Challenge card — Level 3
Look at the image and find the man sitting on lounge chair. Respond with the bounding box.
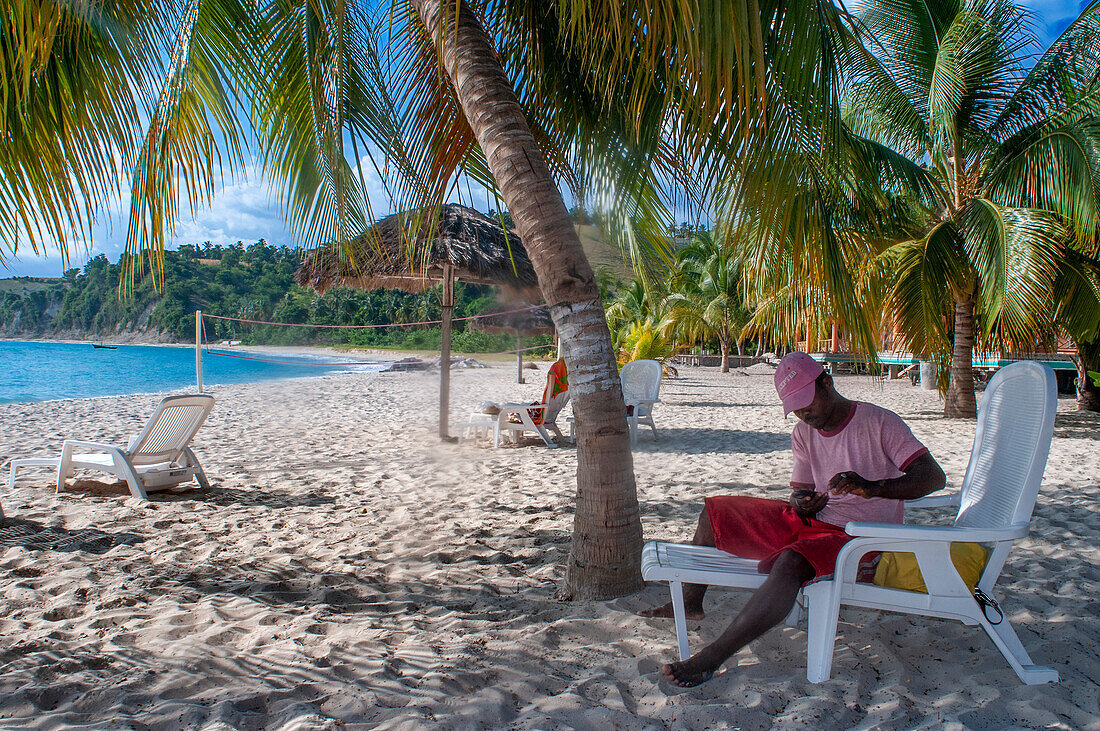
[639,351,947,686]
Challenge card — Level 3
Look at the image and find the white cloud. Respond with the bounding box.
[2,160,400,278]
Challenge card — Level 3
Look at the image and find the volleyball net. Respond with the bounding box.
[192,307,557,389]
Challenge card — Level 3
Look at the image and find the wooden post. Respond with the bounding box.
[195,310,204,393]
[516,331,524,383]
[439,265,454,440]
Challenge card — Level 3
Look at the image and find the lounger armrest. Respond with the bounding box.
[905,491,961,509]
[61,439,120,453]
[843,521,1029,543]
[499,402,547,411]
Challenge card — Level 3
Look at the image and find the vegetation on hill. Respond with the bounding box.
[0,240,552,354]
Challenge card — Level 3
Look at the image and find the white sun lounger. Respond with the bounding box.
[7,394,215,501]
[493,361,569,448]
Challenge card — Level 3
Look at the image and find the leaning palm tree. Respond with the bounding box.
[1,0,790,600]
[726,0,1100,417]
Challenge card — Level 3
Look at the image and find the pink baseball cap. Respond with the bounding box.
[774,352,824,416]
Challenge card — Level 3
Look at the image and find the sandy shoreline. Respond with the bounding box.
[0,363,1097,729]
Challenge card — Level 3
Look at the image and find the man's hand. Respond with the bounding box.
[790,489,828,518]
[828,471,881,499]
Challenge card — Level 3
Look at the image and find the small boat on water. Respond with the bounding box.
[92,343,118,350]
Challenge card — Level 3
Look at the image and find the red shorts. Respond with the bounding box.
[705,495,854,578]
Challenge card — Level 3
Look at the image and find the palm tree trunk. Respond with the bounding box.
[720,338,730,373]
[944,296,978,418]
[1075,336,1100,412]
[414,0,641,599]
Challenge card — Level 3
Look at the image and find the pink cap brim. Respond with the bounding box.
[781,381,816,416]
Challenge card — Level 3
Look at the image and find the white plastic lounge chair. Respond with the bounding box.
[620,359,662,444]
[641,361,1058,685]
[495,359,569,448]
[9,394,215,501]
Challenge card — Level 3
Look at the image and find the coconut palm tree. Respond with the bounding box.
[616,319,679,369]
[666,232,751,372]
[724,0,1100,417]
[1053,250,1100,410]
[605,279,665,337]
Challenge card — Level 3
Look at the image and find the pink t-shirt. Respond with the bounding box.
[790,402,928,528]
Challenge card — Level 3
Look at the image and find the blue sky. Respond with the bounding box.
[1,1,1086,278]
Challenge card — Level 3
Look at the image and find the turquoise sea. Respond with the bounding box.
[0,341,383,404]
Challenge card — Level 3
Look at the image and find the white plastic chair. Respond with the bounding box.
[620,359,662,444]
[9,394,215,501]
[495,361,569,448]
[641,361,1059,685]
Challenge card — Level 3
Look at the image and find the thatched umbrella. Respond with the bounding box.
[470,306,554,384]
[295,204,541,440]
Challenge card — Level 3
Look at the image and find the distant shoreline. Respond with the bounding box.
[0,337,545,364]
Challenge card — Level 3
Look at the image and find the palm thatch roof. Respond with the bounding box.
[469,306,554,336]
[294,204,539,297]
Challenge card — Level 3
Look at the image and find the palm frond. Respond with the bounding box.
[961,199,1068,348]
[125,0,252,291]
[251,0,387,255]
[1051,249,1100,342]
[992,0,1100,138]
[0,0,162,266]
[984,115,1100,251]
[877,220,969,357]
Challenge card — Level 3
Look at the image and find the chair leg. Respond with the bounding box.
[535,425,558,449]
[804,583,840,682]
[117,461,150,501]
[669,580,691,661]
[56,448,73,494]
[122,476,149,500]
[184,449,210,489]
[977,612,1059,684]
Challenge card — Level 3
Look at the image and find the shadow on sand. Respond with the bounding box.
[51,481,338,510]
[635,428,789,455]
[669,401,773,409]
[0,518,142,554]
[162,485,338,509]
[1053,410,1100,440]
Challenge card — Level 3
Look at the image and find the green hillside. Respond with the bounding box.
[0,241,551,354]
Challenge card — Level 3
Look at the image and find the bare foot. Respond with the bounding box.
[637,602,704,620]
[661,656,720,687]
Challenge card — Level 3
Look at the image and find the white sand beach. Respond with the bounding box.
[0,361,1097,729]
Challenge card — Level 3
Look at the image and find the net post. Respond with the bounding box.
[195,310,204,393]
[439,265,454,441]
[516,332,524,383]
